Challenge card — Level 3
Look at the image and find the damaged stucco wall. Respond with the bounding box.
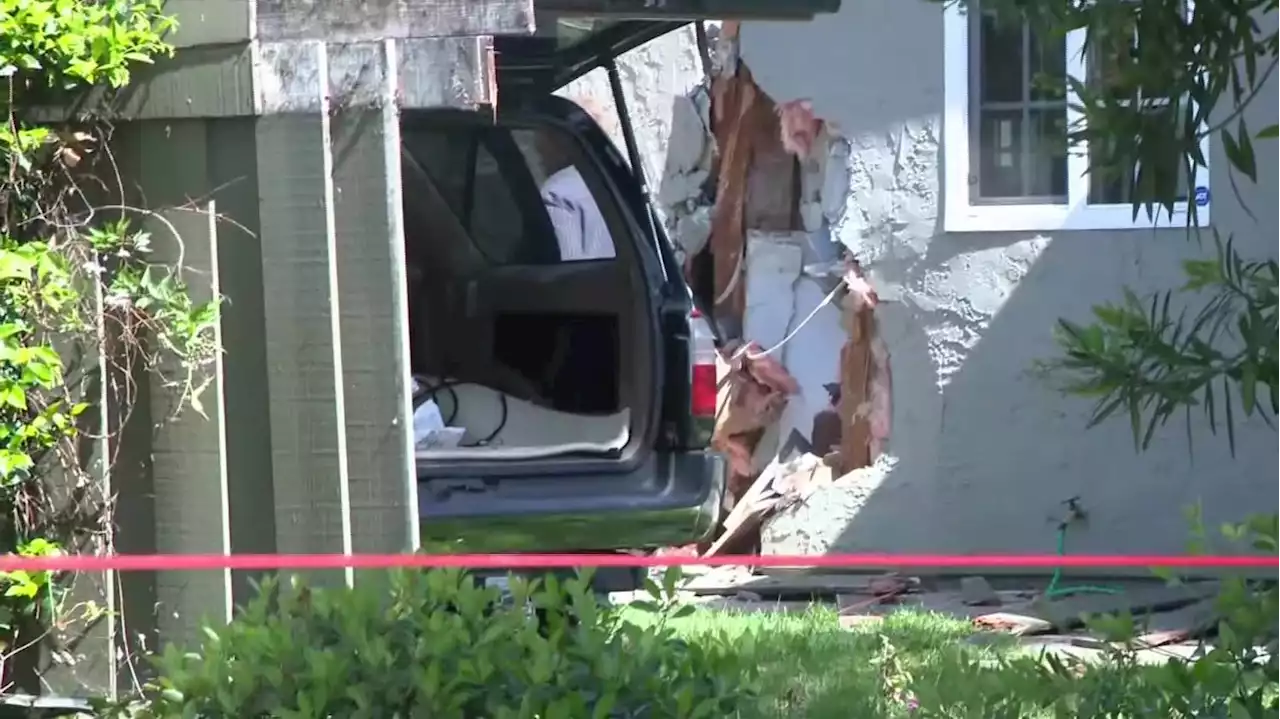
[735,0,1279,559]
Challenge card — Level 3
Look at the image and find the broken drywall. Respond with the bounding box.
[700,57,892,520]
[546,27,892,556]
[743,232,805,351]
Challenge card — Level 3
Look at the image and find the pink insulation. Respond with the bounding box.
[776,99,823,159]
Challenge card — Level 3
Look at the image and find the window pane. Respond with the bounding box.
[975,109,1067,201]
[979,12,1024,103]
[1029,110,1068,197]
[514,128,618,262]
[403,128,561,266]
[1087,1,1187,101]
[468,142,531,264]
[977,110,1024,198]
[970,2,1068,202]
[1089,31,1136,101]
[402,130,470,212]
[1028,21,1066,101]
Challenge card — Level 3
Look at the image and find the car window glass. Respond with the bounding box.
[402,130,468,211]
[514,127,618,263]
[403,125,617,266]
[468,141,533,264]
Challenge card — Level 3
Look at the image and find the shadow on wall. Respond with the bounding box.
[741,0,1278,560]
[811,225,1279,560]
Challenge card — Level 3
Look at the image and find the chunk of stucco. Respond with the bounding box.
[798,126,852,232]
[760,454,899,556]
[821,134,852,225]
[666,88,712,178]
[673,203,713,258]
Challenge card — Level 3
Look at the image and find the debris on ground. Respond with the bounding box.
[705,450,834,556]
[684,568,918,598]
[675,571,1222,640]
[971,612,1054,637]
[959,575,1002,607]
[627,574,1233,667]
[758,454,898,557]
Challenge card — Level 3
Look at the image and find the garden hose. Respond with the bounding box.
[1044,522,1122,599]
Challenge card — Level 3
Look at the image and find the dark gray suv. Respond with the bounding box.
[399,0,839,591]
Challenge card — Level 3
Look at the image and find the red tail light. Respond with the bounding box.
[690,363,717,418]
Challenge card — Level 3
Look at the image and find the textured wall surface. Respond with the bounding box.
[557,25,709,212]
[739,0,1279,559]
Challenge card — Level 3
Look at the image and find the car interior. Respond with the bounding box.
[400,111,656,463]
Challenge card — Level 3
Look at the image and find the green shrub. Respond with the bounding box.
[100,568,756,718]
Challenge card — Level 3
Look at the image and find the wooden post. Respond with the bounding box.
[51,0,532,693]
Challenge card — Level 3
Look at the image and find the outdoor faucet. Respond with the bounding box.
[1057,496,1088,529]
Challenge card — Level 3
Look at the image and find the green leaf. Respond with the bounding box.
[1222,121,1258,182]
[1257,124,1278,140]
[1240,361,1257,415]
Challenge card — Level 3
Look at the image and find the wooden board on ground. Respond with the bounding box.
[684,569,911,597]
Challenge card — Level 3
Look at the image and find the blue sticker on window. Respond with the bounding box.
[1194,186,1210,206]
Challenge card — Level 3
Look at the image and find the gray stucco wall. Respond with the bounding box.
[739,0,1279,559]
[557,25,708,203]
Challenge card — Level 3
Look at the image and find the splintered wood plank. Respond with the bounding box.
[684,570,914,597]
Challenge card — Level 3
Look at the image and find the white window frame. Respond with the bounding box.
[942,1,1212,233]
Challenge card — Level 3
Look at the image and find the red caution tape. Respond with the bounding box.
[0,553,1273,572]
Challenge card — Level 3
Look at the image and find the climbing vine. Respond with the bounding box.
[0,0,219,692]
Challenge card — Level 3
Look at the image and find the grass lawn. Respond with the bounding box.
[647,607,994,718]
[623,604,1180,718]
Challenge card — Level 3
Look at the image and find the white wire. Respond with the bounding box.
[713,248,745,307]
[729,276,847,362]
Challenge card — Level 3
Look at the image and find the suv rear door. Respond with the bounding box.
[415,0,840,557]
